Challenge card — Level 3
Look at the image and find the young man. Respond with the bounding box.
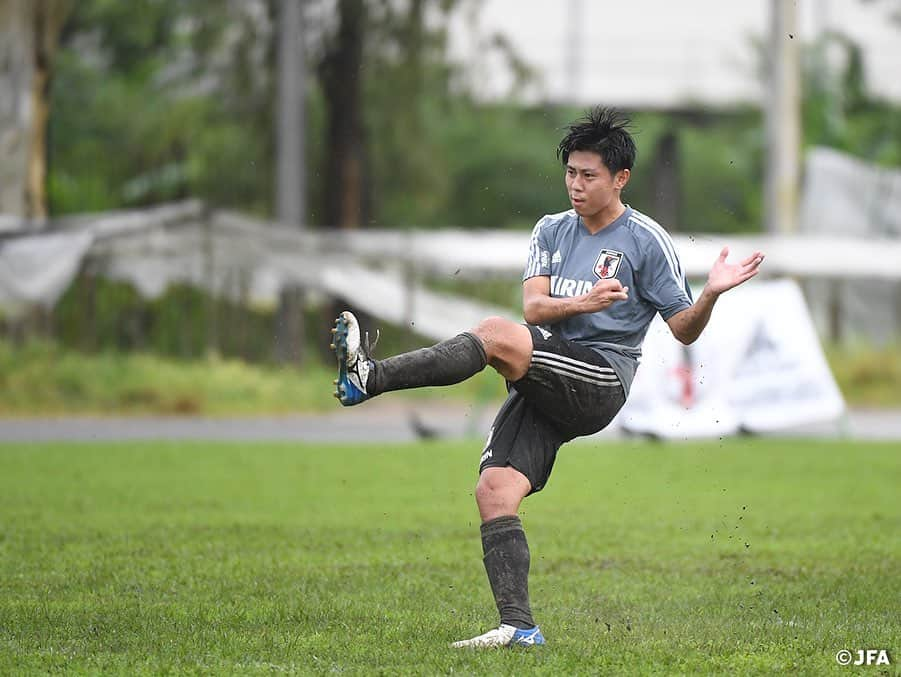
[330,107,764,648]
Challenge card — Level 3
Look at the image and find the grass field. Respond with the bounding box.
[1,438,899,675]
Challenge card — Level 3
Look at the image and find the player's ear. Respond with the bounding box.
[615,168,630,190]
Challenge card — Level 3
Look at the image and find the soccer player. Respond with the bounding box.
[330,107,764,648]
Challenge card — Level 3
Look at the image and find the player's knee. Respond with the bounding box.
[472,316,509,342]
[475,467,526,509]
[474,478,490,508]
[475,472,500,508]
[473,316,521,359]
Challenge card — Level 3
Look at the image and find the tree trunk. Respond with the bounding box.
[651,130,681,231]
[0,0,70,220]
[316,0,367,360]
[0,0,34,217]
[319,0,366,230]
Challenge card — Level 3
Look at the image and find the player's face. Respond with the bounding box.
[565,150,629,219]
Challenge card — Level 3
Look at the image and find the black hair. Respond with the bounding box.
[556,106,636,174]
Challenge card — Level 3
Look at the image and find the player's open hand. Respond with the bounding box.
[583,278,629,312]
[707,246,765,295]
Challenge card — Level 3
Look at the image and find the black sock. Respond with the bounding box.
[481,515,535,629]
[368,332,487,396]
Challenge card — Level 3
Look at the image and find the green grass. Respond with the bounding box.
[1,340,900,416]
[0,340,506,416]
[825,343,901,409]
[1,438,899,675]
[1,340,899,417]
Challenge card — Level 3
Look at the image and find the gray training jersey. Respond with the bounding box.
[523,206,693,396]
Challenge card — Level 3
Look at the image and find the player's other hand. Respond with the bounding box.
[583,278,629,312]
[707,246,765,295]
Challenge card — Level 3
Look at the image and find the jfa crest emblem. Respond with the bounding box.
[594,249,624,280]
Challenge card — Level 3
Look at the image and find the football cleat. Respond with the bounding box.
[451,624,545,648]
[332,311,377,406]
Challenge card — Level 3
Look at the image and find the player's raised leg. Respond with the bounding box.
[331,311,532,405]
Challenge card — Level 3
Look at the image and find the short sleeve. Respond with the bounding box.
[522,216,552,281]
[637,234,693,320]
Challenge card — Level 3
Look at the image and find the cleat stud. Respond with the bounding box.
[331,328,337,334]
[329,343,335,350]
[333,379,338,385]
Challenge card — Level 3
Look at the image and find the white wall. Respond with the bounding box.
[446,0,901,107]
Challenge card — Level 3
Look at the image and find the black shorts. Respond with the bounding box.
[479,326,626,493]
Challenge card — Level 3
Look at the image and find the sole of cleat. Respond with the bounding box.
[331,313,369,406]
[332,316,350,402]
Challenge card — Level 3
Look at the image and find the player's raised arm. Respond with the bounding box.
[522,275,629,325]
[666,247,765,345]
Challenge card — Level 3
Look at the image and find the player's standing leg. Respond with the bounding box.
[451,465,546,647]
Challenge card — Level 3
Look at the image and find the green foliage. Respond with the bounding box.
[48,271,514,368]
[0,338,507,416]
[0,339,325,415]
[0,335,897,416]
[49,0,276,215]
[432,104,571,230]
[53,274,274,360]
[677,114,765,233]
[802,32,901,167]
[825,343,901,408]
[1,439,898,673]
[46,1,901,234]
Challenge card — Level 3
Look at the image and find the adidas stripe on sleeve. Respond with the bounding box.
[629,212,693,319]
[523,216,552,281]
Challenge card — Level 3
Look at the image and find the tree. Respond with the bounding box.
[318,0,367,229]
[0,0,71,220]
[50,0,277,214]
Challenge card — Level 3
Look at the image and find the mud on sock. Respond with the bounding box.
[481,514,535,630]
[368,331,487,395]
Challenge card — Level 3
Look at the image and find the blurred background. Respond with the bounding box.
[0,0,899,424]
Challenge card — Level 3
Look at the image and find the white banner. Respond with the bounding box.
[615,279,845,439]
[0,231,94,314]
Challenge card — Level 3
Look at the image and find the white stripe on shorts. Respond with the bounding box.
[531,350,620,386]
[531,356,620,383]
[532,361,622,387]
[532,350,618,378]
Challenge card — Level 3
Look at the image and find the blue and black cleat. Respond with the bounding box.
[331,311,375,406]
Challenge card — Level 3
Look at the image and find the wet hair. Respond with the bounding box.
[556,106,636,174]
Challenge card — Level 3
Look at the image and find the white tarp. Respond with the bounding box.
[800,146,901,343]
[801,146,901,237]
[3,198,901,322]
[0,231,94,314]
[2,189,900,348]
[616,278,845,439]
